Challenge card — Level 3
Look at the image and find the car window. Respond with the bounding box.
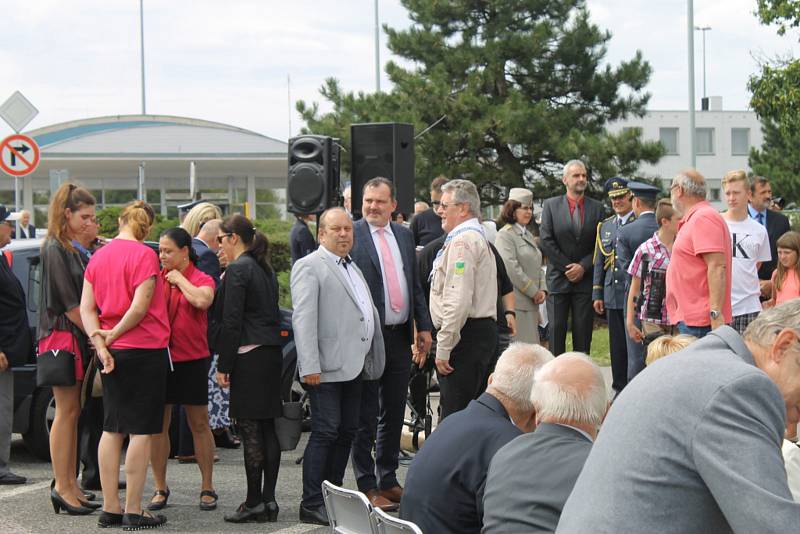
[27,256,40,313]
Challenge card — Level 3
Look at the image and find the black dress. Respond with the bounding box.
[211,254,283,420]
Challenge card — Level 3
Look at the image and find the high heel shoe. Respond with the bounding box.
[264,501,279,522]
[79,498,102,510]
[51,488,95,515]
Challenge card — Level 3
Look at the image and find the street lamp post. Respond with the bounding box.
[695,26,711,99]
[688,0,696,168]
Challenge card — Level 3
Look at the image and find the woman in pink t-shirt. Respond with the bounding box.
[80,201,170,530]
[769,231,800,308]
[148,227,217,512]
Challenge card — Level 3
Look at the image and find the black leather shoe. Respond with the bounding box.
[82,479,126,491]
[50,489,95,515]
[224,502,267,523]
[122,512,166,531]
[299,504,329,526]
[97,511,124,528]
[0,472,26,485]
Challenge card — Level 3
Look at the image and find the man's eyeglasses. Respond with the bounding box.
[431,201,442,207]
[439,202,463,210]
[216,233,233,244]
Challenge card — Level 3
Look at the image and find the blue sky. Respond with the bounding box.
[0,0,797,142]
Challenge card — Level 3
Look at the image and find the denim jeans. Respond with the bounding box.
[301,376,363,507]
[676,322,712,338]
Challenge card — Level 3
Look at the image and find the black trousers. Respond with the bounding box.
[606,307,628,392]
[352,326,411,492]
[301,376,363,508]
[547,291,593,356]
[78,396,104,488]
[438,318,497,421]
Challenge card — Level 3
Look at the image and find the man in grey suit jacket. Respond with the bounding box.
[291,207,386,526]
[483,353,607,533]
[557,302,800,533]
[540,160,604,356]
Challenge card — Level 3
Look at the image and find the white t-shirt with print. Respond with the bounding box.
[725,217,771,315]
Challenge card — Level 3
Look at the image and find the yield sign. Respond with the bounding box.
[0,134,40,177]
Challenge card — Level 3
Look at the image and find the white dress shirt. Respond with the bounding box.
[368,222,410,325]
[320,245,375,345]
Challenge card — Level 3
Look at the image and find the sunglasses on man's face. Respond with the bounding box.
[216,233,233,244]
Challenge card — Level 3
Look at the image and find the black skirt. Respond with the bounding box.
[229,345,282,420]
[165,356,211,406]
[101,348,169,435]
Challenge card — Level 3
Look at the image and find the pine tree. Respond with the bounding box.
[298,0,663,202]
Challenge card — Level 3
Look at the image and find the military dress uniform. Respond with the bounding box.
[593,178,635,393]
[430,218,498,420]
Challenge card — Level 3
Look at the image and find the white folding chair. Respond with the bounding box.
[321,480,378,534]
[372,507,424,534]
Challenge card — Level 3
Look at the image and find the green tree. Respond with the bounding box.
[748,0,800,202]
[297,0,663,203]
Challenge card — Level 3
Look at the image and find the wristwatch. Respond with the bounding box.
[709,309,721,320]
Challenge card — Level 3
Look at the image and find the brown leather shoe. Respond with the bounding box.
[365,489,399,511]
[379,485,403,504]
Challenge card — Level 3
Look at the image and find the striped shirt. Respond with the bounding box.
[627,232,671,325]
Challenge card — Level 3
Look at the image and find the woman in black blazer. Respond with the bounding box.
[212,214,283,523]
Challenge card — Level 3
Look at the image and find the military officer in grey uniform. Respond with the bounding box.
[616,181,661,382]
[592,178,635,394]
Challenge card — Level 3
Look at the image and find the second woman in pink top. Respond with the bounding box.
[148,227,217,512]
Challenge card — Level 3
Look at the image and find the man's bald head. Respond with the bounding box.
[531,352,607,432]
[197,219,222,251]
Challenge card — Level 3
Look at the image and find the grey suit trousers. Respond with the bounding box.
[0,371,12,476]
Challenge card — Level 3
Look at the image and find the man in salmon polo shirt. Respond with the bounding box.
[665,170,732,338]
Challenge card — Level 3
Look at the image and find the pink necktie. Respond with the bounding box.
[377,227,404,313]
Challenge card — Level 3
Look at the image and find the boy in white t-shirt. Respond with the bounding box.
[722,171,772,334]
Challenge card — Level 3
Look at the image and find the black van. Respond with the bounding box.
[5,238,299,461]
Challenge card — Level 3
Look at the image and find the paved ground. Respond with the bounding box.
[0,368,613,533]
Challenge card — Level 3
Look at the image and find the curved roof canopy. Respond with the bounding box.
[23,114,288,183]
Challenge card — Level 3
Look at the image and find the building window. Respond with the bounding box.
[659,127,679,155]
[696,128,715,155]
[731,128,750,155]
[709,188,721,202]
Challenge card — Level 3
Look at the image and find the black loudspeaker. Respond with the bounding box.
[350,123,414,219]
[286,135,340,214]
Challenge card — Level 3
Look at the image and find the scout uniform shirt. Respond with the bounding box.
[429,218,498,361]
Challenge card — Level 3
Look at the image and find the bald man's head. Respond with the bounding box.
[531,352,607,431]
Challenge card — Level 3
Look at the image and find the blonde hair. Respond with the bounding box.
[721,170,749,189]
[181,202,222,237]
[645,334,696,365]
[119,200,155,241]
[47,182,96,252]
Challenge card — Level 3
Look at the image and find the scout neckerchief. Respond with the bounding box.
[430,218,486,281]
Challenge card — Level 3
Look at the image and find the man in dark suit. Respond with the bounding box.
[592,178,635,394]
[193,218,222,286]
[349,177,433,510]
[11,210,35,239]
[749,176,791,299]
[409,175,448,247]
[289,214,317,264]
[615,181,660,381]
[483,353,608,533]
[540,160,604,356]
[399,343,553,534]
[557,304,800,532]
[0,205,31,485]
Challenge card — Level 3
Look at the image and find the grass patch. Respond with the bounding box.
[565,326,611,367]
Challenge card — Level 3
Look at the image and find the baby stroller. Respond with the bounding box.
[405,355,435,451]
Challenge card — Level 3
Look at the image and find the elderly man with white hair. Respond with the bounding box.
[482,353,608,533]
[400,343,554,534]
[557,302,800,533]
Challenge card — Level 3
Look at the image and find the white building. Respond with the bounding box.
[3,114,289,222]
[607,97,763,209]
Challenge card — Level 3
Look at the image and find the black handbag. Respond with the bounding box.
[274,400,304,452]
[36,348,77,387]
[274,363,304,451]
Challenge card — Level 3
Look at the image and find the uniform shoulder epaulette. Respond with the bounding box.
[602,214,616,223]
[498,224,512,232]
